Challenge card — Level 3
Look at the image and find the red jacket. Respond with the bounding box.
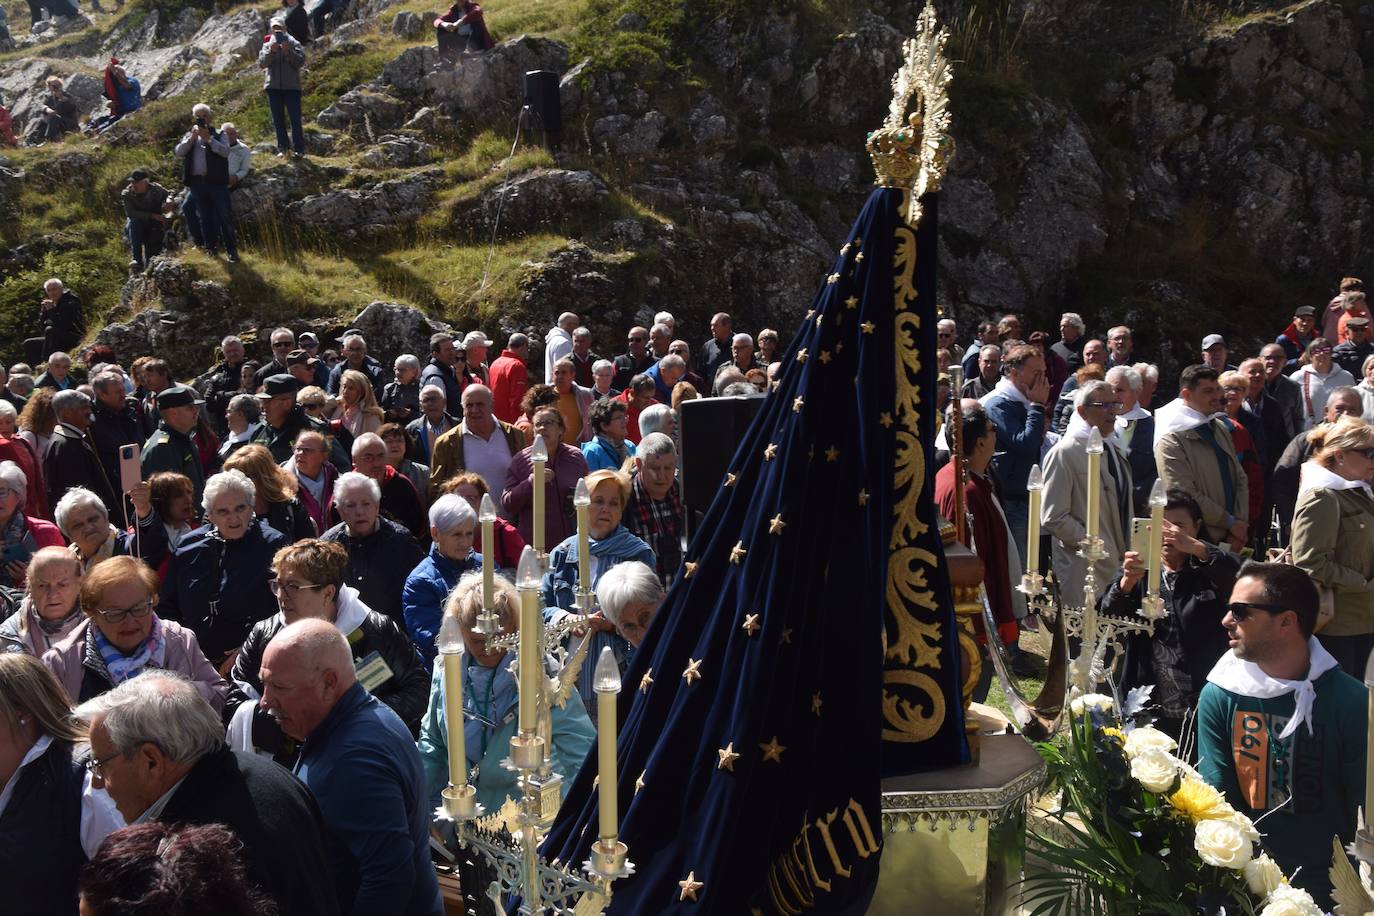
[934,461,1019,645]
[474,514,525,569]
[614,390,657,446]
[488,350,529,425]
[0,435,48,520]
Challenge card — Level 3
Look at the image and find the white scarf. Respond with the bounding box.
[1206,637,1338,739]
[1116,403,1151,423]
[1154,398,1221,437]
[1297,459,1374,497]
[980,376,1032,408]
[218,423,260,457]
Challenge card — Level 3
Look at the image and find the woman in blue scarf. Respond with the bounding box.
[541,468,654,720]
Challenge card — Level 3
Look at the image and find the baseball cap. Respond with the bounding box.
[255,374,302,398]
[286,349,311,367]
[156,384,204,409]
[128,169,149,182]
[1201,334,1225,351]
[298,332,320,347]
[1293,306,1316,317]
[1347,316,1371,328]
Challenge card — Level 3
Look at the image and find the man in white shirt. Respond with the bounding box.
[544,312,579,384]
[427,384,526,501]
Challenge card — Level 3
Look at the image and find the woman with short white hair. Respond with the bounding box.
[590,359,617,399]
[158,468,289,672]
[594,560,663,649]
[54,481,164,573]
[402,493,480,666]
[321,471,424,625]
[1108,365,1157,507]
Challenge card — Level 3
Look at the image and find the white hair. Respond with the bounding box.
[637,431,676,461]
[394,354,421,372]
[341,333,366,350]
[351,432,385,457]
[1133,363,1159,385]
[0,460,25,503]
[650,322,671,337]
[420,384,446,401]
[732,333,753,348]
[0,400,16,423]
[47,352,72,366]
[937,318,956,333]
[221,335,243,350]
[591,359,614,374]
[1074,380,1115,408]
[51,389,89,419]
[429,493,476,535]
[653,311,675,328]
[202,468,256,513]
[43,278,63,292]
[192,102,212,118]
[75,671,224,764]
[54,487,107,535]
[220,121,237,132]
[595,561,664,627]
[1105,365,1142,393]
[335,471,380,504]
[91,371,124,394]
[638,403,673,438]
[658,354,686,373]
[1060,312,1085,331]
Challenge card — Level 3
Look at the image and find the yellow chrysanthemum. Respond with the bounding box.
[1100,727,1125,743]
[1168,776,1231,822]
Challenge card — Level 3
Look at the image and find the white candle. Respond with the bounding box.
[531,437,548,556]
[479,493,496,610]
[1026,464,1043,574]
[1085,428,1103,541]
[593,646,622,842]
[1147,479,1166,597]
[515,546,541,733]
[436,615,467,788]
[574,479,591,595]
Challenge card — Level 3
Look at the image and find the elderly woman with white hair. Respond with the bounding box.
[53,482,166,574]
[0,461,62,590]
[417,573,593,813]
[322,471,424,626]
[1107,364,1157,508]
[623,432,683,582]
[590,358,618,399]
[158,469,288,673]
[637,402,675,441]
[402,493,481,667]
[595,560,664,652]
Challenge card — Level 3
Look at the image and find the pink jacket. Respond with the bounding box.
[501,442,588,548]
[42,617,227,711]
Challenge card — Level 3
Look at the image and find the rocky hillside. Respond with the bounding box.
[0,0,1369,372]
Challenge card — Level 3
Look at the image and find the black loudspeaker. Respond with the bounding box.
[524,69,562,136]
[679,395,766,523]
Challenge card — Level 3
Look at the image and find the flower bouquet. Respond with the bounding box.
[1023,692,1321,915]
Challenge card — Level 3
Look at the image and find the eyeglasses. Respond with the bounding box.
[1226,601,1288,622]
[1313,348,1334,355]
[93,600,154,624]
[86,749,123,779]
[1353,448,1374,460]
[270,580,330,597]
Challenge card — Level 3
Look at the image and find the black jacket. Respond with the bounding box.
[612,351,655,391]
[263,495,318,542]
[251,406,350,472]
[418,359,462,411]
[0,739,84,916]
[224,603,429,743]
[1334,339,1374,378]
[282,1,311,43]
[40,292,84,353]
[202,360,246,434]
[327,357,387,401]
[179,127,229,186]
[158,520,288,664]
[89,398,145,500]
[321,518,424,625]
[45,423,118,516]
[381,379,420,425]
[159,746,346,916]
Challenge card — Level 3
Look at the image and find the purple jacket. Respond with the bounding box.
[42,617,228,711]
[501,443,588,548]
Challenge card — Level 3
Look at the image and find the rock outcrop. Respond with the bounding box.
[284,168,444,238]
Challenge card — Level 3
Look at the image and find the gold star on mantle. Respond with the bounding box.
[763,443,778,461]
[635,770,646,794]
[639,669,653,693]
[679,872,704,902]
[861,321,876,335]
[812,693,823,716]
[840,243,851,256]
[684,562,698,578]
[742,613,760,636]
[717,742,741,772]
[845,295,859,310]
[795,348,808,364]
[824,446,840,463]
[729,542,747,564]
[858,489,870,507]
[815,314,824,328]
[805,309,815,321]
[826,272,840,284]
[792,396,804,413]
[683,658,703,685]
[879,412,894,428]
[818,350,832,365]
[854,251,865,263]
[759,736,786,763]
[768,514,786,536]
[724,473,737,488]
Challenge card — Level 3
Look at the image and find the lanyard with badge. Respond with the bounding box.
[349,626,395,691]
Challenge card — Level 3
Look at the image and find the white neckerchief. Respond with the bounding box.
[1117,403,1151,423]
[1154,398,1220,437]
[270,584,370,635]
[1206,637,1339,739]
[0,734,52,819]
[1297,459,1374,497]
[219,423,260,456]
[980,376,1032,408]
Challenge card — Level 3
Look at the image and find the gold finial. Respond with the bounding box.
[866,3,955,225]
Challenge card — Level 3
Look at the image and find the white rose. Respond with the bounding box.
[1069,692,1114,715]
[1226,809,1261,844]
[1194,818,1253,870]
[1243,854,1285,897]
[1258,883,1322,916]
[1129,748,1180,794]
[1124,725,1177,759]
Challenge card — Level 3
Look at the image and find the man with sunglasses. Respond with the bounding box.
[1197,561,1367,910]
[223,539,428,765]
[613,325,656,391]
[251,327,297,391]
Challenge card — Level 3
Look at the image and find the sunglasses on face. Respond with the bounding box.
[1226,601,1287,622]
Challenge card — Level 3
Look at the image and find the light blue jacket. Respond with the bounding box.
[416,654,595,814]
[580,434,635,472]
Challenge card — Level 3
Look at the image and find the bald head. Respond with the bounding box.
[259,618,356,741]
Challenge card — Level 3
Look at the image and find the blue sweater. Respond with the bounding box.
[295,683,442,916]
[402,546,481,668]
[983,390,1046,497]
[581,434,635,472]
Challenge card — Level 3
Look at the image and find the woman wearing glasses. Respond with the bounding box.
[41,555,225,709]
[158,470,288,675]
[223,539,429,764]
[1295,338,1355,429]
[1290,415,1374,674]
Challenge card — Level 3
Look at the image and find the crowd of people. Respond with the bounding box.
[0,298,795,914]
[936,277,1374,905]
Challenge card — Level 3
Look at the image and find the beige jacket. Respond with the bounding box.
[1041,435,1133,599]
[1291,485,1374,636]
[1154,419,1248,543]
